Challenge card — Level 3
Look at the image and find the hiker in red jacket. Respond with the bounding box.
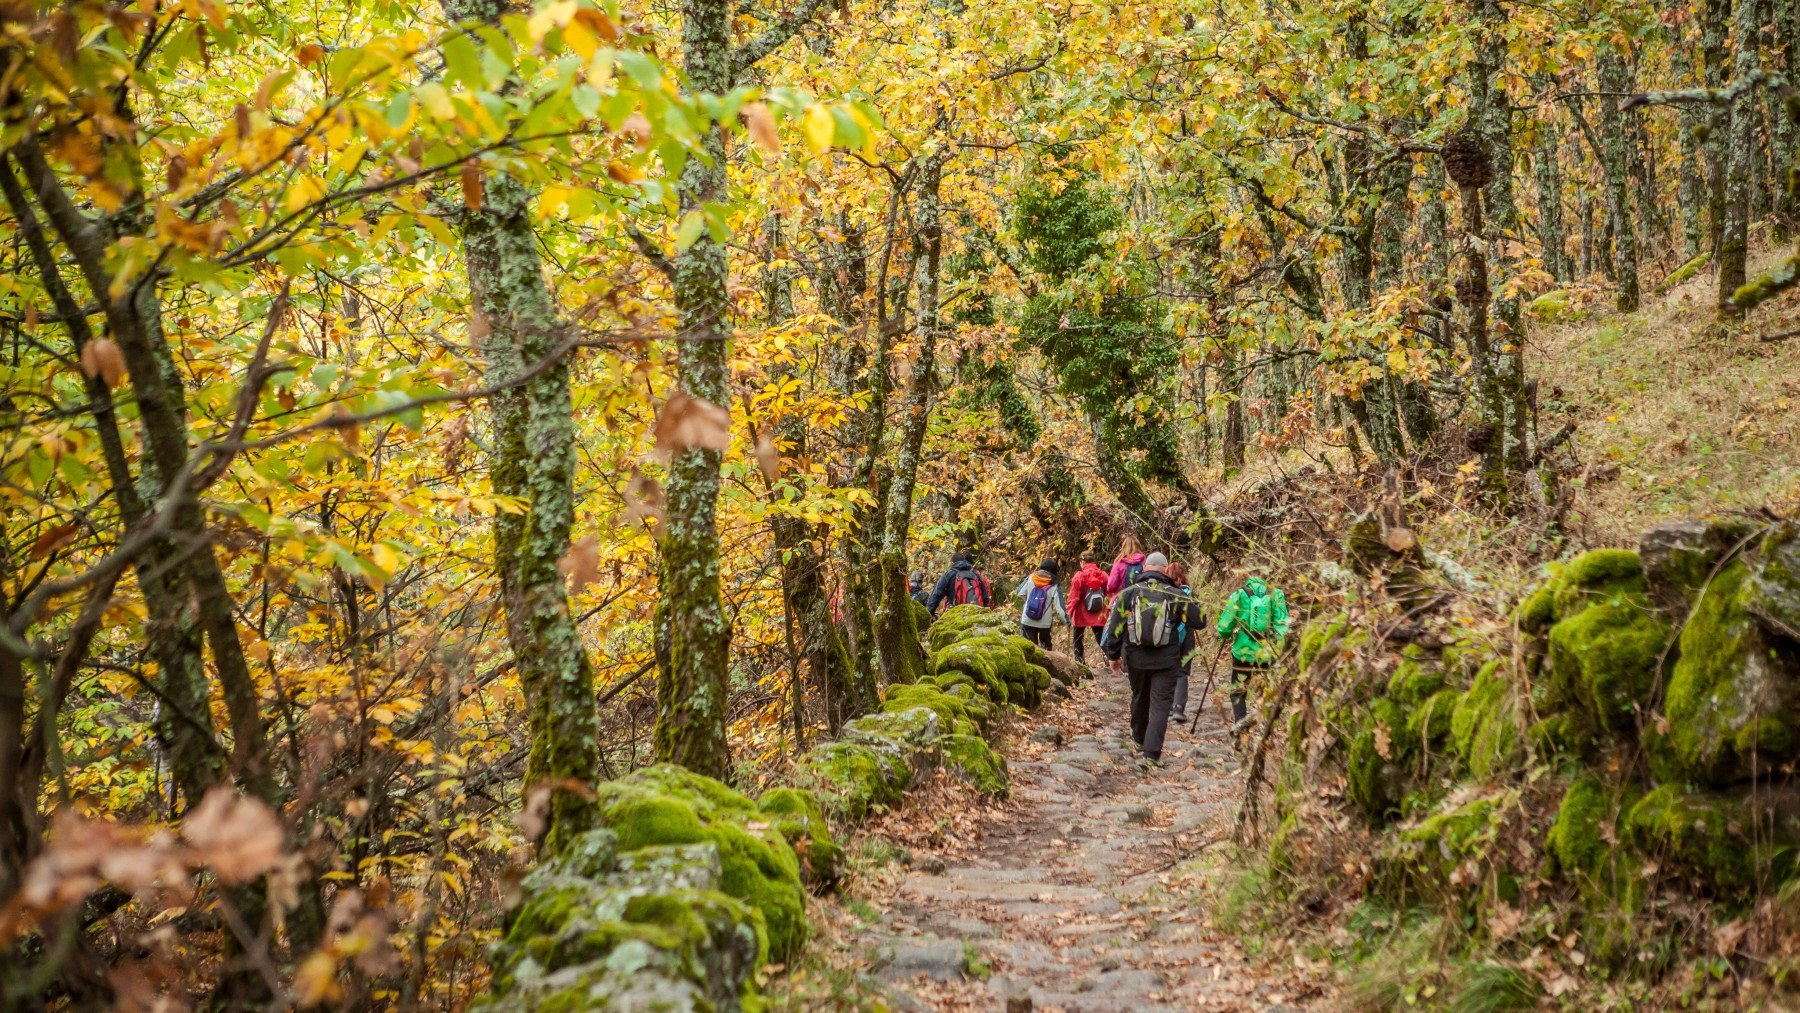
[1106,534,1148,597]
[1067,553,1111,665]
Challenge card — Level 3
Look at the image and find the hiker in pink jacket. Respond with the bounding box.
[1106,534,1148,597]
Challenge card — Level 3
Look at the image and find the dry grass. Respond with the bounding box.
[1532,248,1800,545]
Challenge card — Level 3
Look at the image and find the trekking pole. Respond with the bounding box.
[1190,641,1231,733]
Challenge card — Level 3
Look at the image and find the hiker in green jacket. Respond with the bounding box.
[1215,575,1289,726]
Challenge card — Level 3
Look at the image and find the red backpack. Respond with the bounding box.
[952,570,990,606]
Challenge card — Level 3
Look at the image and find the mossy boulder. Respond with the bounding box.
[1544,588,1670,740]
[1348,698,1410,822]
[909,595,934,631]
[1517,549,1647,636]
[883,683,985,733]
[1387,655,1446,707]
[1639,518,1763,620]
[1384,788,1519,896]
[592,767,808,962]
[796,740,910,821]
[1298,613,1365,671]
[757,787,843,889]
[1654,554,1800,785]
[1623,784,1793,899]
[1548,776,1628,879]
[928,603,1008,652]
[844,706,940,749]
[481,831,763,1012]
[940,732,1009,795]
[1450,661,1521,779]
[1404,689,1460,748]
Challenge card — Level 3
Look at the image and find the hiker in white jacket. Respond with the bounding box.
[1014,558,1070,650]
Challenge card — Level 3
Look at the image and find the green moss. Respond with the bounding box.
[1514,581,1557,635]
[1391,788,1519,888]
[1388,659,1446,707]
[1545,592,1670,738]
[928,604,1007,652]
[1527,714,1573,757]
[1547,776,1610,877]
[845,706,939,747]
[591,778,808,962]
[1655,561,1794,784]
[1623,784,1790,899]
[1450,662,1519,779]
[1299,613,1365,670]
[940,732,1009,795]
[1348,698,1409,822]
[1405,689,1460,747]
[1519,549,1649,636]
[797,741,904,821]
[758,787,843,889]
[883,683,974,730]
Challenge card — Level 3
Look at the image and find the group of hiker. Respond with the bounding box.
[916,538,1289,765]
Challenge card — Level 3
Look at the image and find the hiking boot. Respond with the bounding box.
[1169,710,1187,723]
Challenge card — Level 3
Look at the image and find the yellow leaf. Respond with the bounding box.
[414,82,455,121]
[802,104,834,154]
[284,174,327,213]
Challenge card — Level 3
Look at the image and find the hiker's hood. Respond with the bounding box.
[1080,562,1106,573]
[1139,570,1178,588]
[1244,576,1268,596]
[951,560,976,572]
[1121,552,1146,564]
[1030,570,1054,587]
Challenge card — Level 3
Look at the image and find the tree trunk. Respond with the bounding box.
[1470,0,1531,475]
[1674,35,1709,257]
[1599,51,1642,312]
[1704,0,1734,258]
[655,0,738,778]
[875,156,944,688]
[441,0,602,846]
[1531,89,1568,282]
[1718,0,1762,311]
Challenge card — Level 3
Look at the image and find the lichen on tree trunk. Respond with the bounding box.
[875,155,944,689]
[442,0,602,846]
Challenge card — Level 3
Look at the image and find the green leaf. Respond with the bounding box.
[674,211,705,251]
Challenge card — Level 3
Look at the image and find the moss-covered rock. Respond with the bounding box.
[1387,788,1519,892]
[1547,776,1613,878]
[844,706,939,749]
[940,732,1009,795]
[1517,549,1648,636]
[1387,655,1446,707]
[1623,784,1792,898]
[796,740,906,821]
[757,787,843,889]
[1348,698,1410,822]
[1298,613,1365,671]
[480,831,763,1012]
[1639,518,1763,620]
[1544,589,1670,739]
[1450,661,1520,779]
[1405,689,1460,748]
[928,603,1008,652]
[591,768,808,962]
[883,683,984,733]
[1654,560,1800,785]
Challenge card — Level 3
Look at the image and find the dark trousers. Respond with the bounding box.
[1072,625,1103,663]
[1230,660,1269,723]
[1020,623,1052,649]
[1127,665,1182,759]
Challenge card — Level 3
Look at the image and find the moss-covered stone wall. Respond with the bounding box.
[475,601,1076,1009]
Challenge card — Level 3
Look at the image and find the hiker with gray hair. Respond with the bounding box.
[1100,551,1204,765]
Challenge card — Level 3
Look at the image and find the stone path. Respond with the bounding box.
[838,668,1327,1011]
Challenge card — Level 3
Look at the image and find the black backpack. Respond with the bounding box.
[1082,587,1105,613]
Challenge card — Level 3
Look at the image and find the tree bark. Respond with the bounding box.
[1599,51,1642,312]
[1718,0,1763,311]
[441,0,602,847]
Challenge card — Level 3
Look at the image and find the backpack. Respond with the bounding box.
[1025,583,1050,621]
[1240,589,1276,634]
[1124,583,1181,648]
[1124,559,1146,587]
[1176,583,1192,644]
[1082,587,1106,614]
[953,571,990,607]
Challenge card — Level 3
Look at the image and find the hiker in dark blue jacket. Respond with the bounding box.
[925,551,992,613]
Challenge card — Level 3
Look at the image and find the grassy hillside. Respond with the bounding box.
[1535,251,1800,544]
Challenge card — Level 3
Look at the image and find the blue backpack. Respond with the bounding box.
[1025,582,1050,621]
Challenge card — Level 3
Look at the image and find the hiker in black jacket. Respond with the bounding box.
[1101,552,1204,764]
[925,551,992,613]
